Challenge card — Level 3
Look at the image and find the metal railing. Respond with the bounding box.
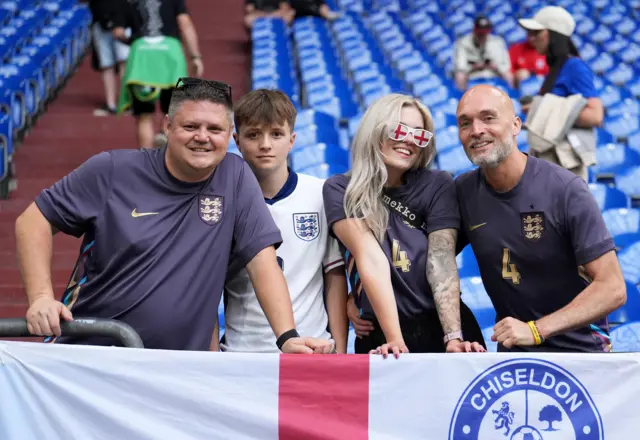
[0,318,144,348]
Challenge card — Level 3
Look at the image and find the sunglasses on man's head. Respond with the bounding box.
[388,122,433,148]
[174,77,233,104]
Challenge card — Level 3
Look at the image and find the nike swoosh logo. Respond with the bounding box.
[131,208,159,218]
[468,222,487,231]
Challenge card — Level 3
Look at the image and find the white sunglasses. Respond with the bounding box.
[388,123,433,148]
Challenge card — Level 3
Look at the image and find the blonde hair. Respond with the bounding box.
[344,93,436,241]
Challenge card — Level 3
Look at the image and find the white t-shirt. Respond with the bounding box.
[221,172,345,352]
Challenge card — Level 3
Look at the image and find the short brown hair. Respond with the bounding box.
[233,89,297,133]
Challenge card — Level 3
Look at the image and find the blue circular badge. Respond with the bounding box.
[449,358,603,440]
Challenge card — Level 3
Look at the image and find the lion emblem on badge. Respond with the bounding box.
[293,212,319,241]
[199,195,223,225]
[521,212,544,241]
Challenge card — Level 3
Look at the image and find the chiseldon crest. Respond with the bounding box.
[293,212,320,241]
[199,195,223,225]
[449,359,604,440]
[521,212,545,241]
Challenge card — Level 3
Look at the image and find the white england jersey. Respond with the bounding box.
[221,172,345,353]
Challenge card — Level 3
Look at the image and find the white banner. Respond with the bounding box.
[0,341,637,439]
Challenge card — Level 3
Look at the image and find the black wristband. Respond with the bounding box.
[276,329,300,351]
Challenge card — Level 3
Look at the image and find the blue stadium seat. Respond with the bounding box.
[602,207,640,244]
[592,143,640,176]
[295,124,341,148]
[437,146,474,176]
[519,75,544,97]
[435,125,461,152]
[615,166,640,201]
[460,276,496,331]
[599,84,624,109]
[227,137,241,157]
[608,282,640,325]
[456,245,480,278]
[252,18,300,105]
[290,143,349,172]
[607,99,640,119]
[297,161,349,178]
[589,183,630,211]
[611,320,640,352]
[617,240,640,284]
[0,65,26,135]
[604,113,639,141]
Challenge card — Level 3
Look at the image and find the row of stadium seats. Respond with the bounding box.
[252,18,301,108]
[0,0,92,199]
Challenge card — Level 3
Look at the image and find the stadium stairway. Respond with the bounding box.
[0,0,250,320]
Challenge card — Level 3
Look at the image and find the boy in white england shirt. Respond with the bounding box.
[212,89,348,353]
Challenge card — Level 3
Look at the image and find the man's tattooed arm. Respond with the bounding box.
[426,228,462,335]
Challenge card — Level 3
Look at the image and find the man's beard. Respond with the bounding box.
[469,136,514,169]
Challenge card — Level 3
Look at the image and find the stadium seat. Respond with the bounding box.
[617,240,640,284]
[460,276,496,332]
[456,245,480,278]
[589,183,630,211]
[602,207,640,247]
[290,143,349,172]
[609,281,640,326]
[611,320,640,352]
[603,113,639,141]
[615,166,640,202]
[592,143,640,177]
[435,125,462,152]
[252,18,300,106]
[437,146,474,176]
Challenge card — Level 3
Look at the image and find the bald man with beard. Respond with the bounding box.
[454,85,626,353]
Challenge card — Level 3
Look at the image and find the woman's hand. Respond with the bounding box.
[369,340,409,359]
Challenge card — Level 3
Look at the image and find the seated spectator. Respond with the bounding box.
[509,32,549,87]
[244,0,295,29]
[519,5,603,180]
[289,0,340,21]
[453,16,513,90]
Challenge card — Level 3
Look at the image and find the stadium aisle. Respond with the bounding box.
[0,0,250,319]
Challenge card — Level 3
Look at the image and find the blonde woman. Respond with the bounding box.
[323,94,486,356]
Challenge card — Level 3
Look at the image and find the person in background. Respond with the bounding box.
[455,85,625,352]
[84,0,130,116]
[244,0,295,29]
[112,0,204,149]
[323,93,486,358]
[518,6,603,178]
[453,16,513,90]
[213,89,348,353]
[508,31,549,88]
[289,0,340,21]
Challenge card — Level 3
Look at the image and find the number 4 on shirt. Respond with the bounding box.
[502,248,521,284]
[392,240,411,272]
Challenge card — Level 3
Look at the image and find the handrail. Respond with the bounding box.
[0,318,144,348]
